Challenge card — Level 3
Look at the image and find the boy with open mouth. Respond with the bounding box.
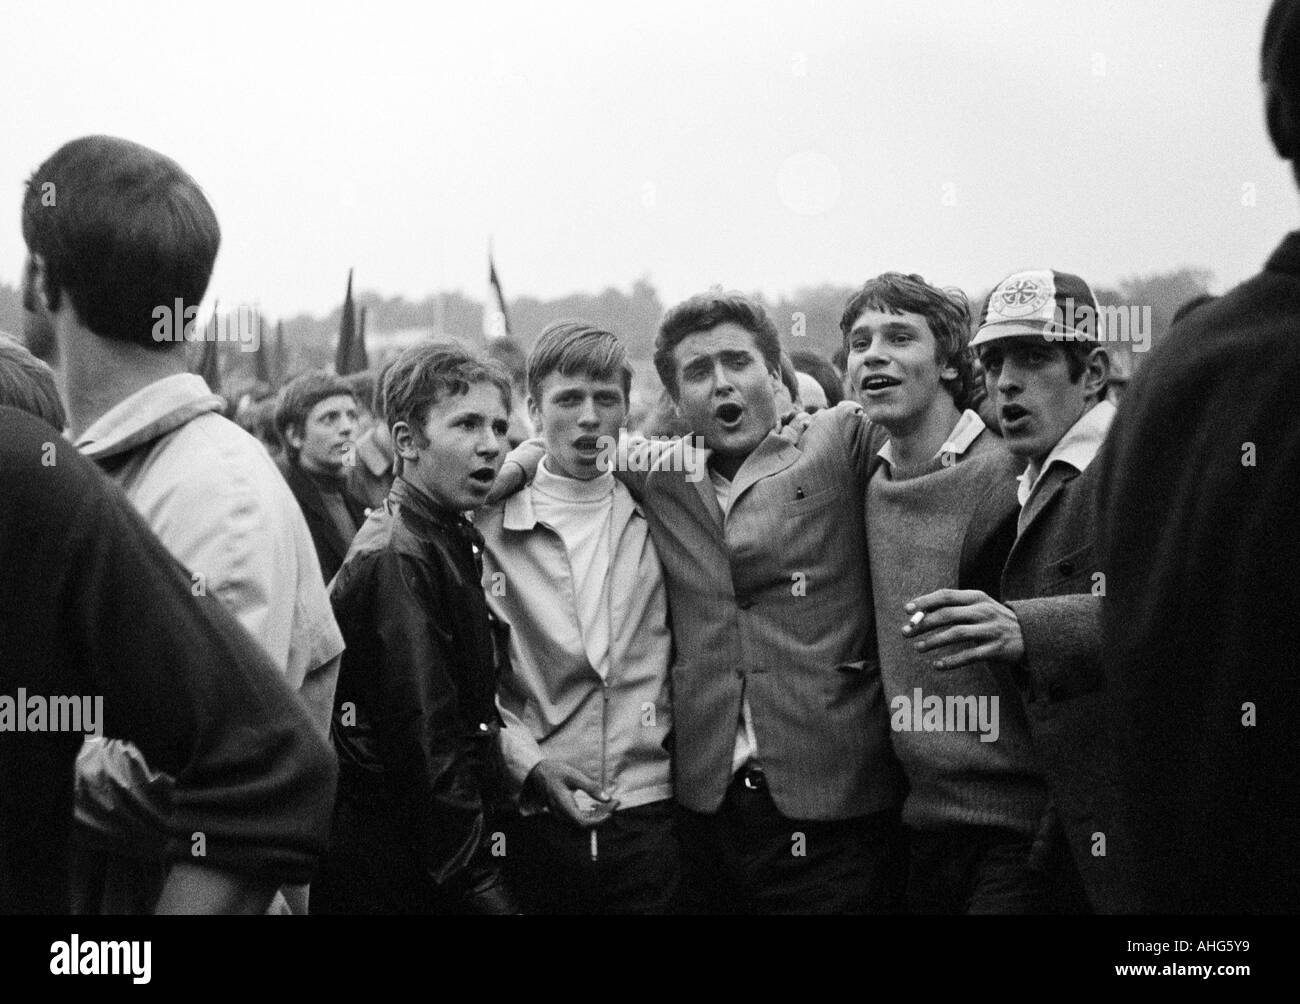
[905,268,1129,914]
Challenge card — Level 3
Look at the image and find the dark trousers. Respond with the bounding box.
[311,793,517,915]
[675,767,905,915]
[499,799,681,914]
[906,826,1047,914]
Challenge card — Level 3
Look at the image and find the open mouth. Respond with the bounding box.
[573,436,600,453]
[860,375,902,393]
[714,402,744,427]
[1000,403,1031,430]
[468,466,497,485]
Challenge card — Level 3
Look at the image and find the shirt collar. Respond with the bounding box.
[1016,398,1116,507]
[877,408,986,468]
[76,373,225,461]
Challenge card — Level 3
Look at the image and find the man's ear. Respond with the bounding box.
[26,254,57,313]
[284,424,304,454]
[1267,84,1297,161]
[1083,346,1111,402]
[526,394,543,436]
[391,420,419,461]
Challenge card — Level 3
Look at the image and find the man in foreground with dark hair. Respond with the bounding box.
[843,273,1046,913]
[274,369,368,581]
[906,269,1128,913]
[495,291,904,914]
[1098,0,1300,914]
[20,134,343,914]
[1,407,337,914]
[313,341,519,914]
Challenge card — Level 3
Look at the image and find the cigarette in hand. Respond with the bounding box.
[908,610,925,629]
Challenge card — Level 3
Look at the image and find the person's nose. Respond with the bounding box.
[711,359,734,395]
[863,335,890,368]
[477,425,501,457]
[996,362,1022,396]
[577,396,600,428]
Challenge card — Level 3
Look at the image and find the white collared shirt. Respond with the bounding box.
[876,408,986,469]
[1016,399,1117,508]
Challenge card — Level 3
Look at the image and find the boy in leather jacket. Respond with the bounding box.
[312,341,520,914]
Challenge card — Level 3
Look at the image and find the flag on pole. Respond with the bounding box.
[483,242,511,342]
[334,268,357,374]
[343,305,370,374]
[272,320,287,387]
[252,310,272,386]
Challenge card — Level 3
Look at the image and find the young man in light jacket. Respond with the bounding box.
[21,135,342,915]
[477,321,679,914]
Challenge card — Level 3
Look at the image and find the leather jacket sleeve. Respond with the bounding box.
[367,547,496,894]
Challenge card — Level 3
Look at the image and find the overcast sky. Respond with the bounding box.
[0,0,1293,319]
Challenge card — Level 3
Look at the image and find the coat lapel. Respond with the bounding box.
[1013,462,1077,558]
[727,430,801,511]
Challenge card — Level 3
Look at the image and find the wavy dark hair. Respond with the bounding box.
[839,272,976,410]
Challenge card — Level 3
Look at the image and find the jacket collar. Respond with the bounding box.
[76,373,225,461]
[389,476,484,549]
[1017,398,1115,508]
[503,469,638,533]
[1265,230,1300,276]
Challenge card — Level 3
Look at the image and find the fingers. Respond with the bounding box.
[912,622,991,653]
[547,785,595,827]
[905,589,987,616]
[903,592,996,638]
[554,763,610,802]
[929,641,1003,671]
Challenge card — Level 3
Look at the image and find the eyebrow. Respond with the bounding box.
[851,320,918,335]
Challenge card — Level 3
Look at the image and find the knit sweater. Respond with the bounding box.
[867,428,1047,836]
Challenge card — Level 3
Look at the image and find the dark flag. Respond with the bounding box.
[341,304,370,375]
[252,310,272,386]
[334,268,357,374]
[272,320,288,387]
[484,244,511,342]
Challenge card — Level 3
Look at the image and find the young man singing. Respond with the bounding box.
[844,272,1047,914]
[312,341,519,915]
[478,321,678,914]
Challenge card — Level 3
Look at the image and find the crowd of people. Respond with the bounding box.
[1,0,1296,916]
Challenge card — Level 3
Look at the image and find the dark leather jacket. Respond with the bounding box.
[327,476,515,912]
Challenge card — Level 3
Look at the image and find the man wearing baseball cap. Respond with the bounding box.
[904,268,1131,913]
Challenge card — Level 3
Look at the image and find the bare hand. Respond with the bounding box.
[902,588,1024,671]
[525,760,618,828]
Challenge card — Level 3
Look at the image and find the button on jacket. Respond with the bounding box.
[477,478,673,812]
[324,476,510,908]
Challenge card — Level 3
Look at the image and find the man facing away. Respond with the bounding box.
[907,269,1129,913]
[1,406,337,915]
[843,273,1048,913]
[477,321,679,914]
[496,291,904,914]
[1098,0,1300,914]
[313,342,519,914]
[274,369,369,582]
[20,135,342,914]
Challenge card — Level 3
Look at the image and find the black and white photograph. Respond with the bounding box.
[0,0,1294,984]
